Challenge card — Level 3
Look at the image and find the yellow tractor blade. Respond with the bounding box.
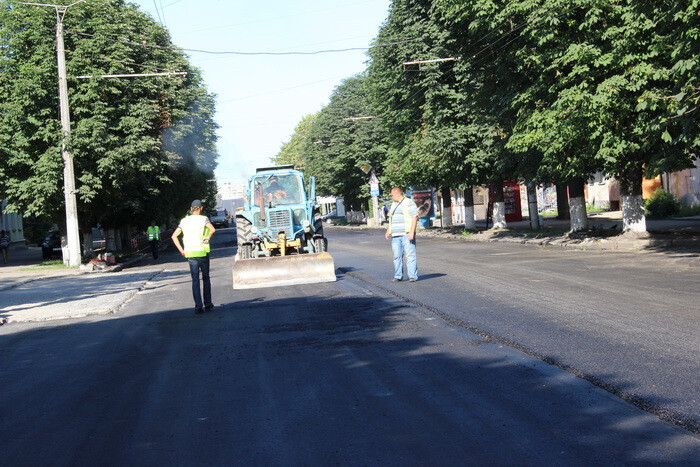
[232,252,336,290]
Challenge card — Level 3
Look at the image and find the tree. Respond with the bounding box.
[274,113,319,167]
[0,0,218,245]
[369,0,520,228]
[303,74,389,209]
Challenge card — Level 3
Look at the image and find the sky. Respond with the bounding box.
[127,0,392,185]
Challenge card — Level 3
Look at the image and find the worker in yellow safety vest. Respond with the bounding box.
[147,220,160,259]
[172,200,217,314]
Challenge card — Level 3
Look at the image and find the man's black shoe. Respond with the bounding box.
[195,308,204,314]
[205,304,214,312]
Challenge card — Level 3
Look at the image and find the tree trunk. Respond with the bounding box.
[556,183,570,220]
[619,164,647,232]
[491,182,507,229]
[527,182,540,230]
[568,178,588,232]
[122,224,133,251]
[463,187,476,230]
[114,227,123,251]
[441,187,452,227]
[105,228,117,251]
[82,229,94,257]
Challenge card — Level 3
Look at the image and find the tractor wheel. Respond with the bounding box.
[313,209,324,236]
[239,243,253,259]
[236,216,252,244]
[313,236,327,253]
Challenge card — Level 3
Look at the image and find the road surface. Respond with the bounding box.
[1,226,698,464]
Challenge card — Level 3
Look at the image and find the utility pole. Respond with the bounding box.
[20,0,88,266]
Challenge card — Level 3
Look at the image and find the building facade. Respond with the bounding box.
[0,200,25,243]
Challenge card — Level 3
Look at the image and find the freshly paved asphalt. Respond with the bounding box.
[0,227,698,465]
[330,227,700,429]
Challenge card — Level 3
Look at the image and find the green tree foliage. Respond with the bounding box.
[0,0,218,231]
[273,112,319,167]
[437,0,699,194]
[367,0,525,195]
[304,74,389,209]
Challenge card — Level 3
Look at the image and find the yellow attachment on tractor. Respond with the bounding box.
[263,233,302,257]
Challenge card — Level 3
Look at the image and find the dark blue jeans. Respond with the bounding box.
[188,255,212,310]
[149,240,159,259]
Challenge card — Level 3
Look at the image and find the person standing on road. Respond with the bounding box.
[385,187,419,282]
[0,230,10,264]
[147,220,160,260]
[171,200,216,314]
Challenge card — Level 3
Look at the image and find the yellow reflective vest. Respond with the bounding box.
[179,215,209,258]
[147,225,160,241]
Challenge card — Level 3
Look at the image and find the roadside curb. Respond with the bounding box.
[327,225,699,252]
[456,231,699,252]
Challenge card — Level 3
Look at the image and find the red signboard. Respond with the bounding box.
[488,181,522,222]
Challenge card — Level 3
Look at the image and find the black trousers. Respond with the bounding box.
[149,240,159,259]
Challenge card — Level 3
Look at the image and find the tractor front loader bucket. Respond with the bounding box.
[232,252,336,290]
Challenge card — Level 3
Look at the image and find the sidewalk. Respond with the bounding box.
[0,245,159,325]
[333,212,700,252]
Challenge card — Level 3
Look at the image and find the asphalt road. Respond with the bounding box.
[329,227,700,428]
[1,226,699,465]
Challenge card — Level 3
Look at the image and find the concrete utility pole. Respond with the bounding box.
[20,0,89,266]
[55,5,81,266]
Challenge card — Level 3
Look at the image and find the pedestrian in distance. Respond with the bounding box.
[147,220,160,260]
[171,200,216,314]
[385,187,419,282]
[0,230,10,264]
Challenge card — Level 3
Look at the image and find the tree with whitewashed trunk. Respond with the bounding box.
[568,178,588,232]
[490,181,507,229]
[526,183,540,230]
[440,187,453,227]
[463,188,477,230]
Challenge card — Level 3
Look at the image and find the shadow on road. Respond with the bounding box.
[1,283,698,465]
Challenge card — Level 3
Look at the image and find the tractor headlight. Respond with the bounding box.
[251,226,258,234]
[302,219,310,227]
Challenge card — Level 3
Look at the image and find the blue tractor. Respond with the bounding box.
[232,165,336,289]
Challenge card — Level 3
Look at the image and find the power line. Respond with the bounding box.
[75,71,186,79]
[64,30,425,56]
[158,0,167,26]
[152,0,163,24]
[218,76,344,104]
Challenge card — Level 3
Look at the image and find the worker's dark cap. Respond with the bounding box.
[191,199,202,208]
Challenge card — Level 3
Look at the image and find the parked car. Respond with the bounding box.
[41,231,62,259]
[209,209,229,228]
[321,209,339,223]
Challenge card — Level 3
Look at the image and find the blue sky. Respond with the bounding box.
[128,0,391,184]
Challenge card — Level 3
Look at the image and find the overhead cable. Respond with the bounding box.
[64,30,426,56]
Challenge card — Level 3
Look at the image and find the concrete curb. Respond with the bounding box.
[327,225,699,252]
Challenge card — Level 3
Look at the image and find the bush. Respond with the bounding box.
[645,189,680,219]
[678,205,700,217]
